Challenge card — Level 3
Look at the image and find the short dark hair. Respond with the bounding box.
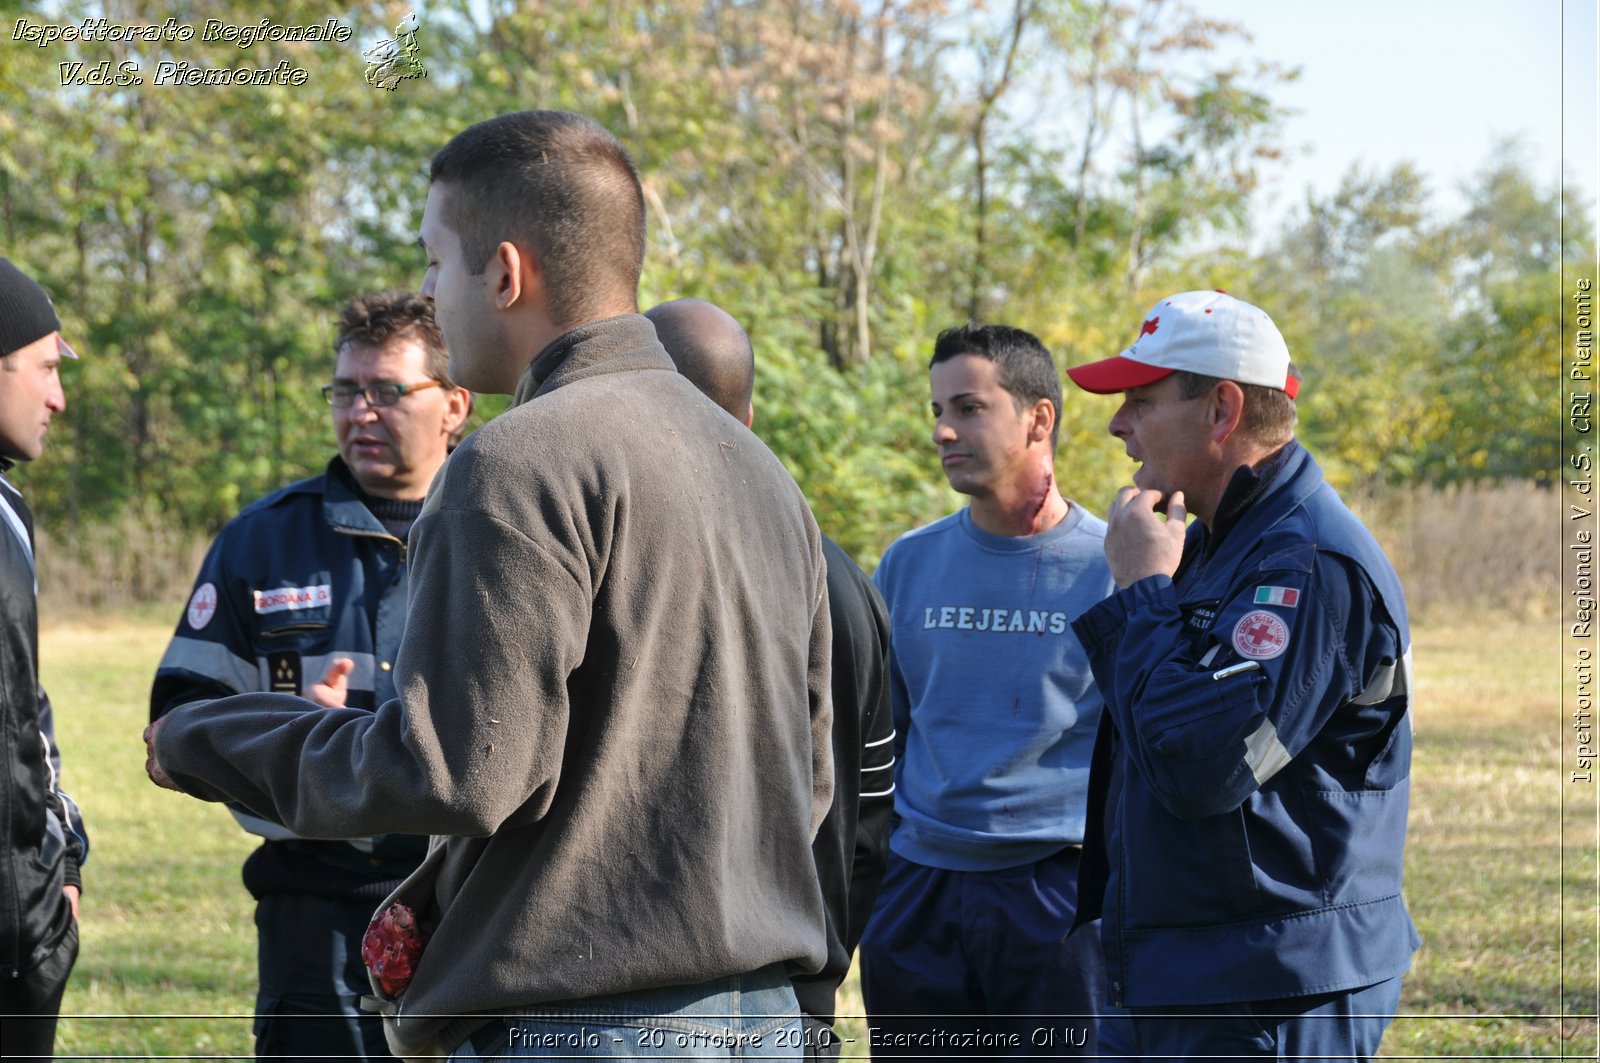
[930,323,1063,449]
[428,110,646,328]
[334,290,454,386]
[1173,364,1300,447]
[334,291,471,445]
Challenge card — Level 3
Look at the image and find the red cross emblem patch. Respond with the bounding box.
[1232,610,1289,660]
[187,581,218,632]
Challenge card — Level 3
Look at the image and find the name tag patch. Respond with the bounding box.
[1182,602,1220,634]
[1233,610,1290,660]
[253,583,332,615]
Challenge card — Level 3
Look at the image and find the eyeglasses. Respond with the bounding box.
[321,380,444,408]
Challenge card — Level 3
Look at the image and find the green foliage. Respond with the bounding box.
[0,3,1576,563]
[1241,144,1589,493]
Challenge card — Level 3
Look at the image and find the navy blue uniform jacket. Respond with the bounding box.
[1072,442,1419,1007]
[151,458,425,895]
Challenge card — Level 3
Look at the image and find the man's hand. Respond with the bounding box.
[63,884,80,921]
[1106,487,1187,589]
[306,657,354,708]
[143,718,178,791]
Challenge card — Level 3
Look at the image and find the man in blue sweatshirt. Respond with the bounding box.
[860,324,1114,1058]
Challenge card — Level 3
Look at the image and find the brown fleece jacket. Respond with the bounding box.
[155,314,833,1057]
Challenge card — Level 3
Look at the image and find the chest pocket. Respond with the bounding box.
[249,574,335,641]
[252,623,332,696]
[256,619,331,640]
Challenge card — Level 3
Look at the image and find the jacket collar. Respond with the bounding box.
[321,456,391,537]
[1186,440,1324,564]
[513,313,674,407]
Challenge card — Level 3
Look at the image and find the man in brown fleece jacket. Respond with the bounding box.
[146,110,834,1061]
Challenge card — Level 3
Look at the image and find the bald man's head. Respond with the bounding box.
[646,298,755,426]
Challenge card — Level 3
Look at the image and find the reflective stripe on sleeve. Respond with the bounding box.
[229,808,384,852]
[158,636,259,695]
[230,807,301,841]
[860,750,897,798]
[1244,717,1294,787]
[295,651,379,695]
[1351,647,1413,706]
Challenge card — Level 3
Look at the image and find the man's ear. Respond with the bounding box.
[442,385,472,438]
[1209,379,1247,444]
[1029,397,1058,446]
[742,403,755,430]
[489,240,541,311]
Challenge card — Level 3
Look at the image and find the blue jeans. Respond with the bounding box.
[450,965,805,1060]
[1096,974,1406,1062]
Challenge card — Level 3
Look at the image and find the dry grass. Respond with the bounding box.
[1352,480,1560,621]
[29,480,1563,626]
[1385,616,1593,1058]
[35,502,211,618]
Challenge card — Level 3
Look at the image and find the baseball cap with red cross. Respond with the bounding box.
[1066,290,1297,399]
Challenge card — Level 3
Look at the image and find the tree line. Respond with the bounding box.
[2,0,1589,568]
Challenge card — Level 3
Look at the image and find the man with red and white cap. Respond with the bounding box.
[0,256,87,1061]
[1064,290,1418,1061]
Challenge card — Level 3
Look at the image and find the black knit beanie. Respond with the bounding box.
[0,257,77,359]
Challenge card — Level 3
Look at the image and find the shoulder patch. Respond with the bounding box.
[1233,610,1290,660]
[1253,585,1300,608]
[186,582,218,631]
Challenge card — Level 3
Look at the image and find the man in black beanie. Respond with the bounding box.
[0,256,86,1061]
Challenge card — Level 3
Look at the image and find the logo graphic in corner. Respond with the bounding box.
[1140,316,1160,337]
[187,582,218,631]
[1232,610,1289,660]
[364,12,428,91]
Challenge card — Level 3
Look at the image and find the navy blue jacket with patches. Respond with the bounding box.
[150,458,425,899]
[1071,441,1419,1007]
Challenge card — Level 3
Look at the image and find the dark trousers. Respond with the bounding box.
[0,919,78,1062]
[254,894,397,1063]
[859,847,1101,1059]
[802,1015,841,1061]
[1096,974,1406,1062]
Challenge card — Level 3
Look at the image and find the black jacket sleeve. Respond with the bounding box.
[790,536,895,1023]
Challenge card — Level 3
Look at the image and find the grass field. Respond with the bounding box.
[35,612,1596,1059]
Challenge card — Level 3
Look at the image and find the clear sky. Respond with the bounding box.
[1195,0,1596,237]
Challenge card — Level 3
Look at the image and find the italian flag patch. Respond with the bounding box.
[1253,585,1299,607]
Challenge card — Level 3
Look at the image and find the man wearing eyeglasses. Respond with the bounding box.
[151,290,470,1063]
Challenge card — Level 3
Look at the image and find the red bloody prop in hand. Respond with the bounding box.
[363,902,430,997]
